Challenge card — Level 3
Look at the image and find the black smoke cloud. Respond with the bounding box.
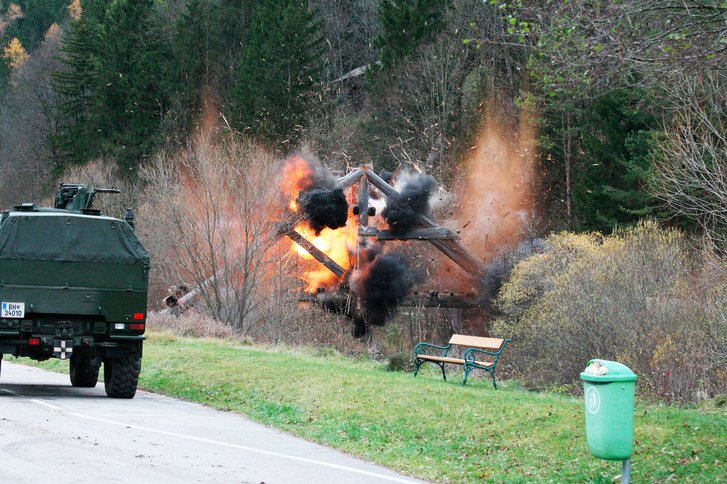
[298,187,348,234]
[284,154,349,234]
[382,174,437,233]
[351,246,423,333]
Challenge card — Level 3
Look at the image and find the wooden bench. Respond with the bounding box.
[413,334,510,389]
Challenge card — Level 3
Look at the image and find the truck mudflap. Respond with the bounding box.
[52,339,74,359]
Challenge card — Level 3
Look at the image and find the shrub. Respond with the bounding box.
[386,352,413,372]
[147,310,235,339]
[493,221,727,403]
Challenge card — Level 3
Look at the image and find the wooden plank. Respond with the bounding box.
[358,175,369,228]
[359,226,378,237]
[402,293,480,308]
[286,229,345,277]
[365,170,397,198]
[335,168,364,191]
[376,227,459,241]
[449,334,504,350]
[415,355,466,365]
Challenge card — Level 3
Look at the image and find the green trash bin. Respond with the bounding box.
[580,359,637,461]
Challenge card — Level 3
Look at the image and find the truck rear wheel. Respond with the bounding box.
[103,356,141,398]
[70,354,99,388]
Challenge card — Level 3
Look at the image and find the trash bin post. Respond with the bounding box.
[622,458,632,484]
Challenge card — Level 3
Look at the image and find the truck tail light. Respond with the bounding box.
[29,337,40,345]
[129,323,145,331]
[133,313,145,321]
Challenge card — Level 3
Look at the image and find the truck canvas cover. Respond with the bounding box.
[0,212,149,266]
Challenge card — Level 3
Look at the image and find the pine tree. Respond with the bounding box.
[53,0,170,169]
[170,0,258,134]
[375,0,449,70]
[573,88,660,231]
[52,0,106,167]
[229,0,324,146]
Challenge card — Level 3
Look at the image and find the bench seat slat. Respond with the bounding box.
[416,355,465,365]
[449,334,504,351]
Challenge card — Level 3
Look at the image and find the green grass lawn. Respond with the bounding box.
[27,332,727,482]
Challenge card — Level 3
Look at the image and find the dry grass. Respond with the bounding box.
[146,310,235,339]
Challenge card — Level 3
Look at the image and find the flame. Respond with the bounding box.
[281,155,358,292]
[281,155,314,211]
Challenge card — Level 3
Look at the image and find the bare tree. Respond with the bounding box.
[0,22,63,207]
[140,135,286,335]
[651,73,727,251]
[522,1,726,93]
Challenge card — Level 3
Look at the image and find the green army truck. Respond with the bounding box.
[0,184,149,398]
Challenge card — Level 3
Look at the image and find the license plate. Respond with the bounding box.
[1,302,25,318]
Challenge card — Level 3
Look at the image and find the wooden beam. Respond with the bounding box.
[286,229,346,277]
[365,169,397,198]
[359,226,377,237]
[402,293,481,308]
[376,227,459,241]
[335,168,364,191]
[296,291,481,309]
[358,175,370,228]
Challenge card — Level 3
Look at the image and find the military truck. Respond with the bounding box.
[0,184,149,398]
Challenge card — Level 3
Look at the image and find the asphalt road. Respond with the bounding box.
[0,361,422,484]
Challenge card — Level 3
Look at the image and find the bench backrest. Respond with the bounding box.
[449,334,505,351]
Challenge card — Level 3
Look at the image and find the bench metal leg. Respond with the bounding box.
[463,366,472,386]
[412,359,448,381]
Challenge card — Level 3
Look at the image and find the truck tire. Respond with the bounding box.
[103,356,141,399]
[70,354,99,388]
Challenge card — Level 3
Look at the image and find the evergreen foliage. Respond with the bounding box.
[375,0,449,70]
[574,89,659,231]
[170,0,258,135]
[228,0,324,147]
[53,0,170,170]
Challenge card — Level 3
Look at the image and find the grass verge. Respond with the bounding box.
[26,331,726,482]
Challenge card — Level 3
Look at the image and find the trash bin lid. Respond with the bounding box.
[580,359,638,383]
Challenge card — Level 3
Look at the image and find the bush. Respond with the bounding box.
[147,310,235,339]
[493,221,727,403]
[386,352,413,372]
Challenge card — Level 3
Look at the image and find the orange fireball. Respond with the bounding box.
[281,155,358,292]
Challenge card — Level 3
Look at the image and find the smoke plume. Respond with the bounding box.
[298,187,348,234]
[382,174,437,233]
[350,246,422,330]
[281,154,349,234]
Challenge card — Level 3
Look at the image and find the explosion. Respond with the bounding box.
[280,154,356,292]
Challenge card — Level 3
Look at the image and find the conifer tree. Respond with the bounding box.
[170,0,257,134]
[375,0,448,70]
[53,0,169,169]
[52,0,106,166]
[229,0,324,147]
